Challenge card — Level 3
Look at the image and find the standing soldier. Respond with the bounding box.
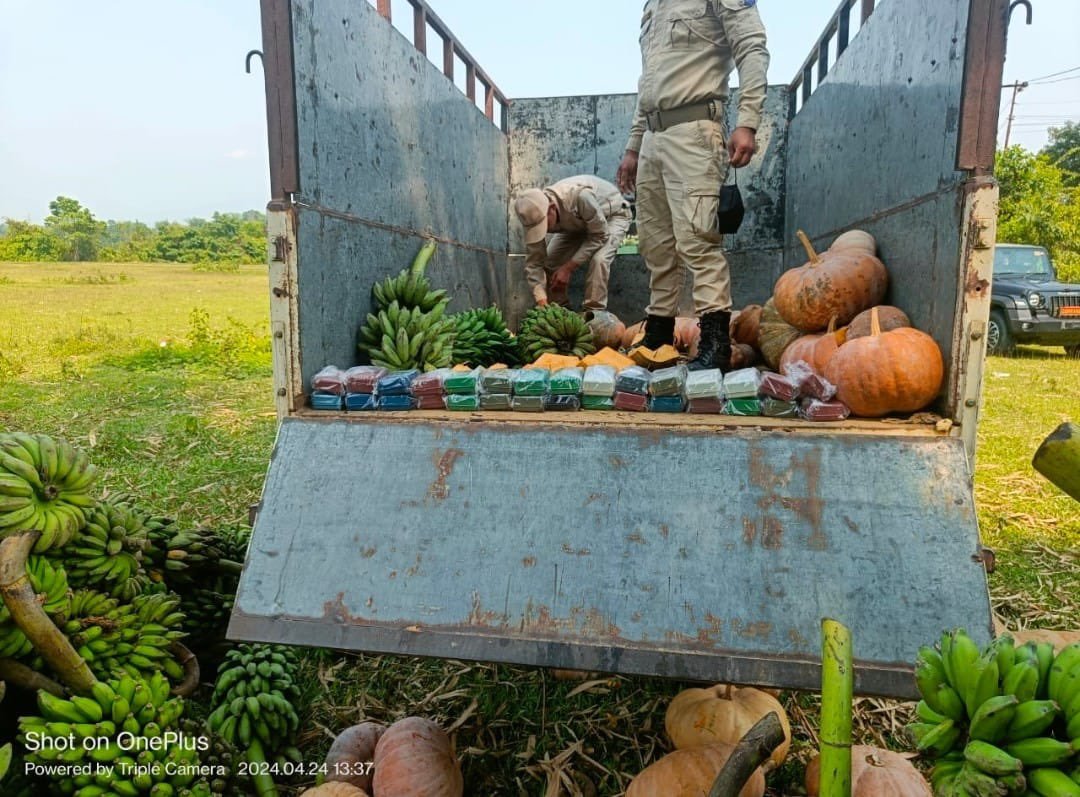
[513,175,633,312]
[616,0,769,371]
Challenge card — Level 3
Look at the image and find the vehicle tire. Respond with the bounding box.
[1066,345,1080,359]
[986,309,1014,356]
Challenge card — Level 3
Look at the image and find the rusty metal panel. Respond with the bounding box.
[260,0,300,198]
[957,0,1008,172]
[230,418,993,698]
[785,0,973,416]
[287,0,509,385]
[505,88,789,325]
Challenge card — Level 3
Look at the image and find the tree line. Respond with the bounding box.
[0,197,265,264]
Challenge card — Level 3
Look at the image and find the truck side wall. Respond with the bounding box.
[289,0,510,383]
[784,0,973,408]
[506,88,790,325]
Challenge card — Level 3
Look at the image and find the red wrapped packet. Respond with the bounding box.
[311,365,347,396]
[687,397,724,414]
[799,398,850,421]
[414,395,446,410]
[344,365,386,394]
[614,391,648,412]
[759,372,798,402]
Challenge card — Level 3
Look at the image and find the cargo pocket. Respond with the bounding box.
[688,188,723,242]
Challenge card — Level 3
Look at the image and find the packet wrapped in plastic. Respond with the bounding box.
[614,391,648,412]
[511,395,545,412]
[444,367,481,395]
[344,366,386,394]
[513,368,549,396]
[377,370,419,396]
[345,393,377,411]
[446,394,480,411]
[685,369,724,400]
[549,367,584,395]
[311,365,347,396]
[410,368,450,397]
[310,393,343,410]
[784,361,837,401]
[649,396,686,413]
[615,366,651,396]
[582,365,617,397]
[480,393,513,411]
[759,372,798,402]
[544,394,581,411]
[649,365,688,397]
[378,395,414,411]
[723,368,762,399]
[687,397,724,414]
[760,397,798,418]
[724,397,761,416]
[414,394,446,410]
[799,398,850,421]
[480,368,515,395]
[581,395,615,410]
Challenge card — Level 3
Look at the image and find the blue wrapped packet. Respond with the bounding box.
[345,393,377,411]
[377,370,420,396]
[310,393,343,410]
[649,396,687,413]
[378,394,414,411]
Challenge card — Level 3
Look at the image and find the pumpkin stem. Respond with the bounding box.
[721,683,733,700]
[870,306,881,338]
[797,230,822,265]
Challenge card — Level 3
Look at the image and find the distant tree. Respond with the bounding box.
[43,196,106,261]
[1042,121,1080,187]
[0,220,63,261]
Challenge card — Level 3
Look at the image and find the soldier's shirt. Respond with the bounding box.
[627,0,770,153]
[524,175,629,271]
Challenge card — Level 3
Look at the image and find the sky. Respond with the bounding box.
[1,0,1077,224]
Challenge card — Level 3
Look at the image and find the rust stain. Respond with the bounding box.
[659,523,670,540]
[742,516,757,546]
[522,556,537,568]
[467,592,502,627]
[626,531,646,545]
[388,570,397,580]
[609,455,627,470]
[842,515,860,533]
[789,627,811,649]
[732,619,773,639]
[748,445,827,551]
[406,554,422,577]
[964,262,990,297]
[561,543,591,556]
[583,492,605,506]
[762,514,784,549]
[697,613,724,644]
[632,611,643,622]
[361,547,377,558]
[427,448,464,501]
[323,593,355,623]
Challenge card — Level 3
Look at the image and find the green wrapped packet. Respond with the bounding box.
[444,367,481,395]
[549,367,584,395]
[446,394,479,411]
[511,395,545,412]
[581,395,615,411]
[514,369,549,396]
[724,398,761,416]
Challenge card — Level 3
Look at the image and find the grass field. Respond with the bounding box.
[1,261,1077,795]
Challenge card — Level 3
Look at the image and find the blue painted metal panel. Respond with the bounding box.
[289,0,509,384]
[230,417,993,697]
[784,0,971,387]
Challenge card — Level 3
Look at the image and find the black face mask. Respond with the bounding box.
[716,169,744,235]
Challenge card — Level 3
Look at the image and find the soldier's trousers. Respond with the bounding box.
[542,208,633,311]
[636,118,732,316]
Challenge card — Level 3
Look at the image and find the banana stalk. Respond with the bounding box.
[245,737,279,797]
[0,656,64,696]
[169,641,200,698]
[0,532,97,694]
[820,618,853,797]
[410,238,438,277]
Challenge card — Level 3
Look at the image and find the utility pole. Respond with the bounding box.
[1002,80,1028,148]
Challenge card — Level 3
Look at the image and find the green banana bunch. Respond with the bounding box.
[52,498,153,601]
[361,299,456,372]
[1048,644,1080,736]
[62,589,188,683]
[0,554,71,660]
[18,674,217,796]
[449,306,521,367]
[178,582,235,651]
[369,240,444,313]
[207,643,302,762]
[0,432,97,552]
[517,304,596,362]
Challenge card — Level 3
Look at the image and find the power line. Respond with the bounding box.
[1030,75,1080,85]
[1026,65,1080,83]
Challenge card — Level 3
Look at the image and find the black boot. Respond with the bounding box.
[688,310,732,372]
[636,315,676,350]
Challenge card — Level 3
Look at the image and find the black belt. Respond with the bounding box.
[644,100,720,133]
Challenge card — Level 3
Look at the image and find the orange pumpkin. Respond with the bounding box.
[624,317,701,353]
[779,317,845,376]
[325,722,385,791]
[731,343,759,370]
[627,744,765,797]
[372,717,463,797]
[665,685,791,770]
[847,305,911,339]
[584,310,626,350]
[824,307,944,417]
[300,784,370,797]
[829,229,877,256]
[774,230,888,332]
[731,305,763,348]
[805,745,931,797]
[757,299,802,370]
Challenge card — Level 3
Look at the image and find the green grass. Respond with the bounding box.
[0,261,1077,795]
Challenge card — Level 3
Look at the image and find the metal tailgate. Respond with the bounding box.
[229,417,993,698]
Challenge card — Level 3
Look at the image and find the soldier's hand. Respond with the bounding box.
[549,264,575,293]
[728,127,757,168]
[536,298,549,307]
[616,151,639,194]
